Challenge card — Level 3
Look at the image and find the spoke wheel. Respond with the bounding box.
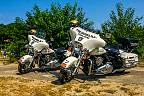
[59,73,67,84]
[18,64,28,74]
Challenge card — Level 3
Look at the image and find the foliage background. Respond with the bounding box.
[0,3,144,60]
[101,3,144,57]
[0,3,94,59]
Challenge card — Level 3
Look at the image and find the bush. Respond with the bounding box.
[135,46,144,58]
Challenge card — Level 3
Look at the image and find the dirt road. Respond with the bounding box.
[0,61,144,96]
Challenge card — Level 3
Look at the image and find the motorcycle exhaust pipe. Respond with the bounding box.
[96,63,113,74]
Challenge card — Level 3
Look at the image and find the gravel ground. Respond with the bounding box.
[0,60,144,96]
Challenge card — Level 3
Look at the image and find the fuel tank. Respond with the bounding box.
[90,47,106,55]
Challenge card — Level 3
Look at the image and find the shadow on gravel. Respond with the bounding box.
[51,74,105,85]
[75,74,105,81]
[51,79,63,85]
[106,71,130,76]
[51,71,130,85]
[16,68,59,75]
[70,71,130,82]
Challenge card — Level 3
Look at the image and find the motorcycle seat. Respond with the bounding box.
[55,47,67,54]
[105,45,120,55]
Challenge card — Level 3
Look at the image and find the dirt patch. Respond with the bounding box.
[0,76,144,96]
[0,59,143,96]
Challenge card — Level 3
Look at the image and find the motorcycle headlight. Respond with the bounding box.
[74,42,83,49]
[72,48,80,58]
[73,48,79,53]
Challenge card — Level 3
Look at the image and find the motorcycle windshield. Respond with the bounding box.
[28,35,46,46]
[70,27,106,52]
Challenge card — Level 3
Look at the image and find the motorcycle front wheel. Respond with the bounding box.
[59,72,67,84]
[18,64,31,74]
[59,68,74,84]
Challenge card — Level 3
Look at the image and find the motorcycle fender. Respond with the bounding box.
[18,55,33,64]
[61,56,78,68]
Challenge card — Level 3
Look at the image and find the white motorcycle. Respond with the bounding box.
[59,27,138,84]
[18,35,71,74]
[18,35,51,74]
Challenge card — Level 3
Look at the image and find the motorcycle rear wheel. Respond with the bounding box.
[59,73,67,84]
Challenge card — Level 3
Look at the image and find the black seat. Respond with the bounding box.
[55,47,66,54]
[105,45,120,56]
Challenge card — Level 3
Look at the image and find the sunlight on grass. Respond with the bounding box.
[0,76,143,96]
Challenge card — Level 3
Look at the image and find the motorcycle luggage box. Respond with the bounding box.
[120,52,138,68]
[117,37,138,49]
[55,47,66,54]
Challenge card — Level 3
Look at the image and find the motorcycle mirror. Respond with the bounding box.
[68,41,73,47]
[25,44,30,48]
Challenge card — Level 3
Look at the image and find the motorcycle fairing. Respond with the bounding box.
[28,35,49,52]
[32,42,49,52]
[28,35,46,45]
[70,27,106,52]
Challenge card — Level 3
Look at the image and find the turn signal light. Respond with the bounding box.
[60,63,66,68]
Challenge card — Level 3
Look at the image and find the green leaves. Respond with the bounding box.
[102,3,143,39]
[25,3,93,48]
[0,3,94,59]
[0,17,29,58]
[101,3,144,57]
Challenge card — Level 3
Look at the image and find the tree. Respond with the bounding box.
[101,3,144,57]
[102,3,143,40]
[4,17,29,58]
[0,2,94,60]
[26,3,94,48]
[0,24,7,49]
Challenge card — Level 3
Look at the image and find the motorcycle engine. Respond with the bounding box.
[95,56,104,66]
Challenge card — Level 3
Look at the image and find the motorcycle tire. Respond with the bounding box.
[18,64,30,74]
[59,69,74,84]
[59,73,67,84]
